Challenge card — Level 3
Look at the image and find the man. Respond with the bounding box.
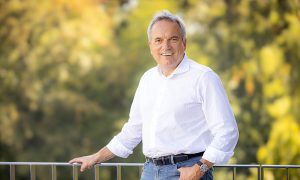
[69,10,239,180]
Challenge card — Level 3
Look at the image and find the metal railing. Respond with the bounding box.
[0,162,299,180]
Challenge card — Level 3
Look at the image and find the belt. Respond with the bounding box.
[146,152,204,166]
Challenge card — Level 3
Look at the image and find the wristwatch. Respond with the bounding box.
[196,161,209,173]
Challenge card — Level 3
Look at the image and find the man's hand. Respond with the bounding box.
[69,147,115,172]
[69,153,99,172]
[178,164,203,180]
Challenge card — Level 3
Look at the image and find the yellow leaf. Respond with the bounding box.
[267,96,291,118]
[260,45,284,76]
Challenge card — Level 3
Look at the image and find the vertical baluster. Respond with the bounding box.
[286,168,289,180]
[94,165,100,180]
[30,165,36,180]
[258,166,261,180]
[261,166,264,180]
[51,165,57,180]
[232,167,236,180]
[139,166,143,178]
[117,165,121,180]
[73,165,79,180]
[10,165,15,180]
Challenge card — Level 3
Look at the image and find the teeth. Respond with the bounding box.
[161,52,172,56]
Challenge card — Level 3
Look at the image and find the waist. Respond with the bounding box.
[146,152,204,166]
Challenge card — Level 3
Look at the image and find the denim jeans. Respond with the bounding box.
[140,156,213,180]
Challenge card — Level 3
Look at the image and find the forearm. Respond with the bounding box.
[94,146,115,163]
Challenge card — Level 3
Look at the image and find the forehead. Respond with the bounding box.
[150,20,181,38]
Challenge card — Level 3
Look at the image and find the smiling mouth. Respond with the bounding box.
[160,52,173,56]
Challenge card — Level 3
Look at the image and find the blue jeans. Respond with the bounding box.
[140,156,213,180]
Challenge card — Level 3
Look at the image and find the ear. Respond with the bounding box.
[183,39,187,50]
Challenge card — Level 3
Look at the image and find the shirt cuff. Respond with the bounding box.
[106,136,133,158]
[202,146,234,164]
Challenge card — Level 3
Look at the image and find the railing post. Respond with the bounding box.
[30,165,36,180]
[51,165,57,180]
[261,165,264,180]
[232,167,236,180]
[117,165,121,180]
[139,166,143,178]
[94,165,100,180]
[72,165,79,180]
[10,165,15,180]
[257,166,261,180]
[286,168,289,180]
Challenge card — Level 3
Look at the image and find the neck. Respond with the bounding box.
[161,68,175,77]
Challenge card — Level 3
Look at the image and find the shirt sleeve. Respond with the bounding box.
[106,79,143,158]
[199,71,239,164]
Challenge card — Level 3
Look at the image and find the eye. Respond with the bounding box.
[154,38,162,44]
[170,37,179,43]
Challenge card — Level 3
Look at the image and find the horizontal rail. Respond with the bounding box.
[0,162,144,166]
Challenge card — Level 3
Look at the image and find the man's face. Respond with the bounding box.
[148,20,186,75]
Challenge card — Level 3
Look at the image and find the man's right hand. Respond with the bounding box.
[69,153,99,172]
[69,146,115,172]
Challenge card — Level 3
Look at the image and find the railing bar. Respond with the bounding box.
[73,165,78,180]
[94,165,100,180]
[258,166,261,180]
[10,165,15,180]
[139,166,143,178]
[117,165,121,180]
[261,166,264,180]
[232,167,236,180]
[30,165,36,180]
[51,165,57,180]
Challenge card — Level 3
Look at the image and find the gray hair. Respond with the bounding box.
[147,10,186,41]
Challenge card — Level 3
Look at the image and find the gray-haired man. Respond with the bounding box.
[70,10,239,180]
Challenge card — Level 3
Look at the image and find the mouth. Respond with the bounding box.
[160,52,173,56]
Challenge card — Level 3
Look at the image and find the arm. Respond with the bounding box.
[69,77,144,171]
[69,146,115,172]
[200,71,239,164]
[178,71,238,179]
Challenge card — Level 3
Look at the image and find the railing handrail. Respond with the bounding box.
[0,162,144,166]
[1,162,299,167]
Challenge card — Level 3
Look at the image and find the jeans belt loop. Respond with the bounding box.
[170,155,175,164]
[162,156,165,165]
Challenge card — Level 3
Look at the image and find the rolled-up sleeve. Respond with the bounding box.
[200,71,239,164]
[106,80,143,158]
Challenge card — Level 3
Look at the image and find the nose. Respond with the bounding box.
[162,39,171,50]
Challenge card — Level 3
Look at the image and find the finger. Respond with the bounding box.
[69,158,77,164]
[80,163,88,172]
[69,158,82,164]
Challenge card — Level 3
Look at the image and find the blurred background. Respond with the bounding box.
[0,0,300,179]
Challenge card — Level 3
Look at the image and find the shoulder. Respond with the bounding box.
[187,58,216,78]
[137,66,158,85]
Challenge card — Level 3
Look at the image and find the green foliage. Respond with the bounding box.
[1,0,300,179]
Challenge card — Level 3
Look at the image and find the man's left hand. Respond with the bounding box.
[178,164,203,180]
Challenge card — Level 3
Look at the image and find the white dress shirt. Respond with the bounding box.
[106,55,239,164]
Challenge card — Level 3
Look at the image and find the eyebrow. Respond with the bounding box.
[154,36,179,40]
[170,36,179,39]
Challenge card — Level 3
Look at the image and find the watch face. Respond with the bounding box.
[200,163,209,173]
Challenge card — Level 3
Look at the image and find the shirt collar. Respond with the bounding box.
[157,54,190,78]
